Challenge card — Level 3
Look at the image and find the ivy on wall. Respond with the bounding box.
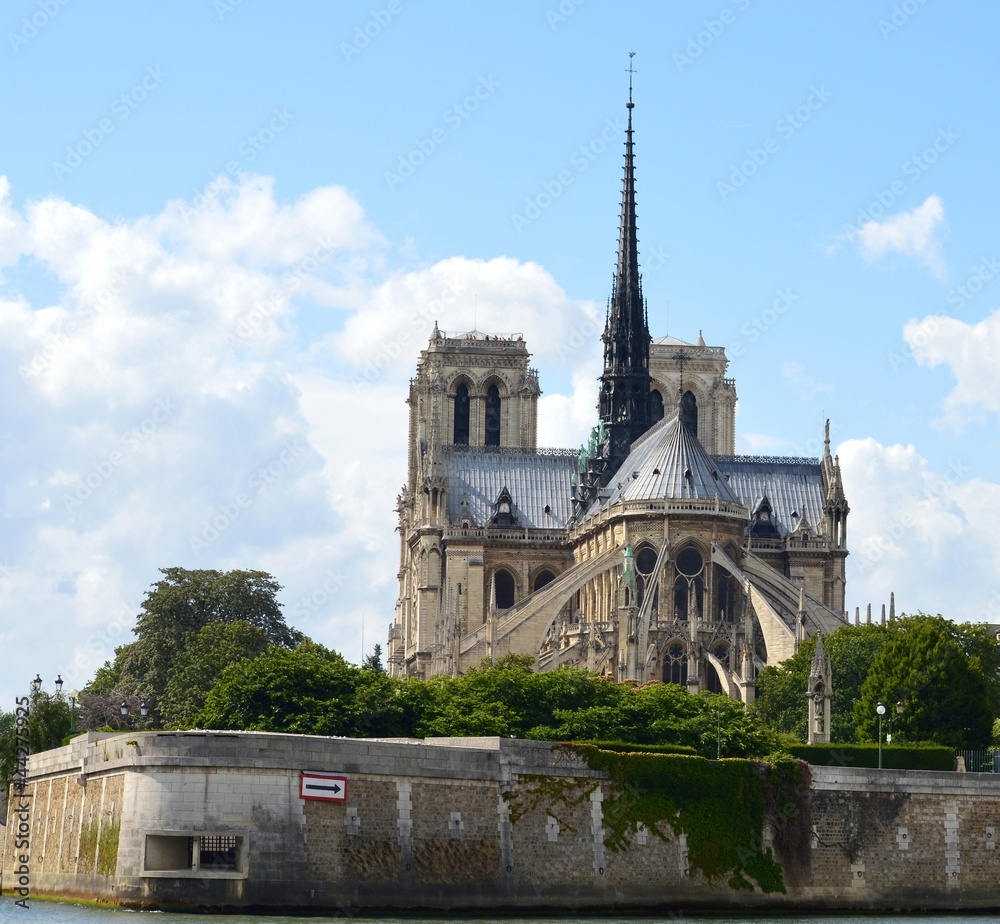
[555,746,811,893]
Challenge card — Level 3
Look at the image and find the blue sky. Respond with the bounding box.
[3,0,1000,706]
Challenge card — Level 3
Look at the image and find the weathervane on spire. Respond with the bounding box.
[627,51,636,109]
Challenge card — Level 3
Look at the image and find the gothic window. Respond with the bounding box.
[635,544,658,612]
[663,642,688,686]
[485,384,501,446]
[533,570,556,593]
[673,548,704,619]
[674,576,703,619]
[635,545,658,575]
[453,383,470,445]
[493,569,515,609]
[676,546,703,577]
[715,569,737,623]
[680,390,698,438]
[650,389,664,424]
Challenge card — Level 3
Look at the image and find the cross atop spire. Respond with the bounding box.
[627,50,636,109]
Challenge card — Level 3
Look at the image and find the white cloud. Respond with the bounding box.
[852,194,947,277]
[904,309,1000,428]
[0,173,596,706]
[839,437,1000,623]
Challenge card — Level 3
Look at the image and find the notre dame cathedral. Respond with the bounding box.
[387,82,850,700]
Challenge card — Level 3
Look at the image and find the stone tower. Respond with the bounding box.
[392,324,541,677]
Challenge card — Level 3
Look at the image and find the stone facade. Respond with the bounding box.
[388,97,850,691]
[5,730,1000,913]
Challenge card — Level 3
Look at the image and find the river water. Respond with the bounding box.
[0,907,995,924]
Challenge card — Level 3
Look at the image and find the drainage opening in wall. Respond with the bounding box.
[142,833,247,879]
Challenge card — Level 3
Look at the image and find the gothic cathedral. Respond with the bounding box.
[387,81,850,700]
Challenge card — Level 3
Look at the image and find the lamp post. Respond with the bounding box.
[69,689,79,734]
[876,701,886,769]
[886,700,904,745]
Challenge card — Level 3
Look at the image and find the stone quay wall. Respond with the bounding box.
[3,730,1000,913]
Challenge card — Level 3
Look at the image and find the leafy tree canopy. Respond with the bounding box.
[159,620,272,728]
[195,649,778,757]
[89,568,302,725]
[855,613,994,748]
[754,623,891,743]
[754,614,999,750]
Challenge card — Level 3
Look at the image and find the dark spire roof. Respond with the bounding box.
[598,54,652,481]
[603,55,648,375]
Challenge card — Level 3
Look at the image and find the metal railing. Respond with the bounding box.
[956,749,1000,773]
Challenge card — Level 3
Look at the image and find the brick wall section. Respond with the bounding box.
[7,734,1000,912]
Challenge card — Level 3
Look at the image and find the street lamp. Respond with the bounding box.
[140,702,149,717]
[886,700,904,745]
[31,674,42,694]
[120,701,129,717]
[54,675,63,695]
[69,689,79,734]
[877,701,886,769]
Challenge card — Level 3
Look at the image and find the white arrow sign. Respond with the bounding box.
[300,772,349,802]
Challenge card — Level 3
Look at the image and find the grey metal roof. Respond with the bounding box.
[442,447,577,529]
[712,457,826,537]
[602,415,742,506]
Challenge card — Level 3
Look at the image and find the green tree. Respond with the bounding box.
[197,641,378,736]
[106,568,302,717]
[855,614,993,748]
[755,624,891,743]
[159,620,272,728]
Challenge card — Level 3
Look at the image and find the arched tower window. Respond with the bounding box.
[680,390,698,438]
[453,383,470,445]
[485,384,501,446]
[650,389,664,424]
[493,568,515,609]
[533,570,556,593]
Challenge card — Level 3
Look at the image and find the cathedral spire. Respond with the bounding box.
[599,53,652,481]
